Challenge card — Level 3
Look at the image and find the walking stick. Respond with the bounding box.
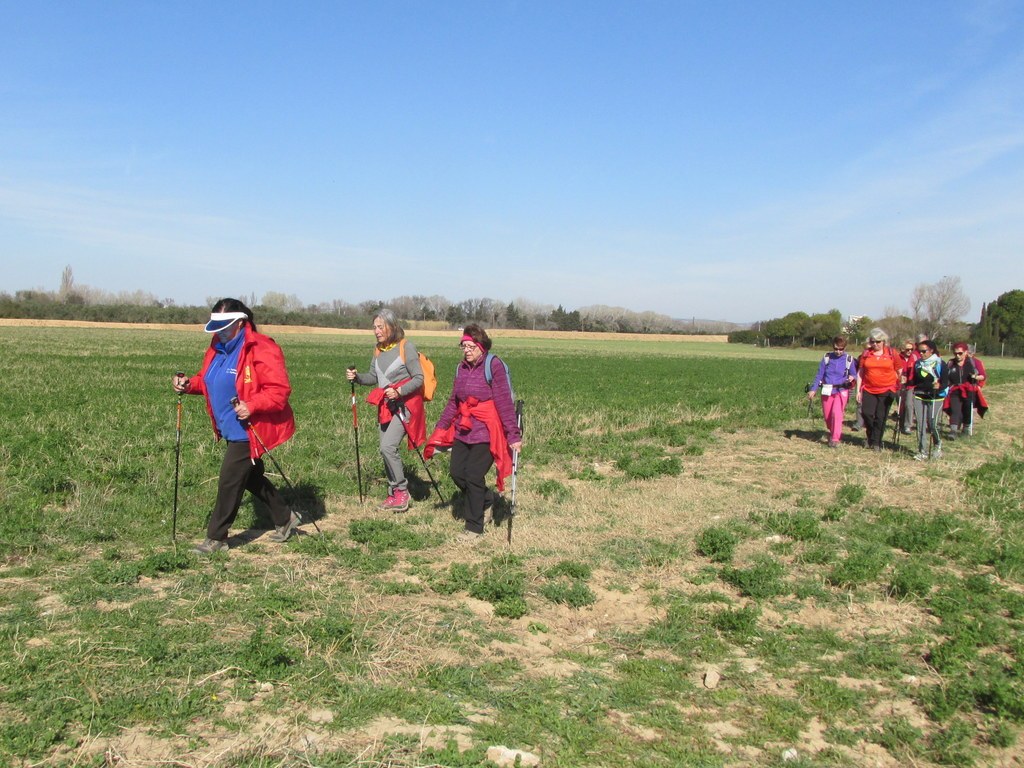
[890,388,904,449]
[231,398,322,533]
[507,400,524,547]
[172,372,185,550]
[388,400,447,504]
[349,375,365,503]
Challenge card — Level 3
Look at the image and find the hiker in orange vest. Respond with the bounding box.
[346,308,425,512]
[855,328,903,452]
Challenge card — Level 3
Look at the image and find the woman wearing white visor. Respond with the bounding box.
[172,298,299,553]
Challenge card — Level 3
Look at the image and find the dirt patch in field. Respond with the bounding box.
[0,317,725,342]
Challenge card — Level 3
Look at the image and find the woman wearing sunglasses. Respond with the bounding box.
[855,328,903,451]
[945,342,988,439]
[906,340,948,461]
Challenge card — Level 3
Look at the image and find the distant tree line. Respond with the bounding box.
[1,266,743,335]
[728,277,1024,357]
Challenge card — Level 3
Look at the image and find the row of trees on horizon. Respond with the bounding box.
[0,266,741,335]
[4,269,1022,355]
[731,277,1024,357]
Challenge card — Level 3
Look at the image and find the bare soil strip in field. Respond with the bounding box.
[0,317,727,342]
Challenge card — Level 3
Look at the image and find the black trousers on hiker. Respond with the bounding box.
[209,440,291,541]
[861,391,896,449]
[450,441,494,535]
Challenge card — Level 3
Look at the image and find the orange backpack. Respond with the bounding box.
[376,338,437,401]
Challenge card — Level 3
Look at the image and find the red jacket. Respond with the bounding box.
[186,327,296,460]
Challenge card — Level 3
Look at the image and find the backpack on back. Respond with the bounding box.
[376,338,437,401]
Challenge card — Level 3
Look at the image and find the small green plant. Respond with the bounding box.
[709,604,760,638]
[540,579,596,608]
[889,559,936,599]
[545,560,593,580]
[470,556,527,617]
[534,478,572,501]
[349,519,430,550]
[696,526,738,563]
[835,483,866,505]
[720,556,786,599]
[616,449,682,480]
[827,542,891,588]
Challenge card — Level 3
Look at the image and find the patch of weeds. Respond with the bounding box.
[290,532,396,573]
[689,566,718,586]
[746,694,808,742]
[870,717,923,757]
[888,558,936,599]
[796,538,838,565]
[568,465,604,481]
[709,604,760,639]
[696,526,738,563]
[926,719,978,766]
[349,519,432,550]
[429,562,478,595]
[795,677,864,722]
[469,555,528,618]
[645,596,727,659]
[235,627,295,679]
[826,542,891,588]
[759,509,822,541]
[689,590,732,605]
[824,724,860,747]
[376,580,425,596]
[303,615,356,653]
[886,513,949,554]
[602,536,685,570]
[611,657,696,709]
[759,625,847,671]
[821,503,846,522]
[545,560,593,580]
[534,478,571,501]
[720,555,787,599]
[615,445,682,480]
[835,483,866,505]
[792,578,829,600]
[985,720,1017,749]
[540,579,596,608]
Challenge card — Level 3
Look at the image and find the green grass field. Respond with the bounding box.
[3,325,1024,767]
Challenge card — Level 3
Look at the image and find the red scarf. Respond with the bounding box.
[425,397,514,490]
[366,380,425,449]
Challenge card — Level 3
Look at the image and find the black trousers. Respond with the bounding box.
[947,391,974,429]
[209,440,290,541]
[861,391,895,448]
[450,441,494,534]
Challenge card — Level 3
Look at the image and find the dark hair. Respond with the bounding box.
[211,297,256,332]
[831,335,847,349]
[462,323,492,352]
[918,339,938,354]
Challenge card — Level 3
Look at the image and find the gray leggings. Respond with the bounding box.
[379,415,409,492]
[913,398,943,455]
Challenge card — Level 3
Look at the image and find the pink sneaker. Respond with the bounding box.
[380,489,410,512]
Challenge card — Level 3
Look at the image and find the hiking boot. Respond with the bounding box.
[193,538,227,554]
[268,511,300,543]
[456,529,484,545]
[901,428,912,435]
[931,446,943,460]
[381,489,410,512]
[914,452,928,462]
[828,440,839,449]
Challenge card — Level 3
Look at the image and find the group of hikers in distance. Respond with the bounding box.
[807,327,988,461]
[171,298,522,554]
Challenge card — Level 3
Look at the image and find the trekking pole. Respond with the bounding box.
[890,388,904,449]
[388,400,447,504]
[507,400,524,547]
[231,398,322,533]
[172,371,185,551]
[348,372,365,503]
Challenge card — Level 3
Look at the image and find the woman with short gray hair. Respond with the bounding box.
[855,328,902,451]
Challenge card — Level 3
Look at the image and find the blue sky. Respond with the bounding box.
[2,1,1023,323]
